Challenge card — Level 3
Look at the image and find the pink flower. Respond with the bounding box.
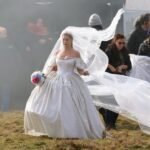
[32,77,40,84]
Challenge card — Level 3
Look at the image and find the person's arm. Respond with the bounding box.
[138,44,144,55]
[105,48,117,73]
[75,52,89,76]
[127,31,137,54]
[116,65,128,73]
[107,64,117,72]
[77,68,89,76]
[51,65,57,72]
[138,44,149,56]
[117,52,132,73]
[125,53,132,71]
[44,65,57,77]
[44,51,59,77]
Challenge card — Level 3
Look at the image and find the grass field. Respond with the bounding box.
[0,112,150,150]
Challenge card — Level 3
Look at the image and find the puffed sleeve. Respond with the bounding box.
[49,55,57,66]
[75,58,87,70]
[43,55,57,75]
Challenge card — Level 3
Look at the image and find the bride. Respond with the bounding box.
[24,32,105,139]
[24,9,125,138]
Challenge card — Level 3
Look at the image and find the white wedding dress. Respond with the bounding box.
[24,56,105,139]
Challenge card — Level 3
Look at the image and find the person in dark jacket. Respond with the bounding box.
[88,13,111,122]
[88,13,111,51]
[138,36,150,57]
[127,13,150,54]
[105,34,132,130]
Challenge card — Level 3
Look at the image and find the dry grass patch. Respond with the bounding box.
[0,112,150,150]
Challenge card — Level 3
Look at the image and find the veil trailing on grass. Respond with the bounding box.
[42,8,150,135]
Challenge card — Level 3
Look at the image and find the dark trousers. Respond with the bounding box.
[105,109,118,126]
[99,108,106,122]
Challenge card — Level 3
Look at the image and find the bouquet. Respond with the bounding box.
[31,71,46,86]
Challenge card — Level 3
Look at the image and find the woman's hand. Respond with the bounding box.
[110,67,117,73]
[44,65,57,77]
[77,68,89,76]
[117,65,128,73]
[108,64,117,73]
[122,65,128,70]
[51,65,57,72]
[83,70,89,76]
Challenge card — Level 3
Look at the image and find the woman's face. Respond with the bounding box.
[115,38,125,50]
[62,35,72,48]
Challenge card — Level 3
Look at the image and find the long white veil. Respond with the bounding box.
[129,54,150,82]
[42,8,150,135]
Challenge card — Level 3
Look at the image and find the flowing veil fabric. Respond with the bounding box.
[42,8,150,135]
[128,54,150,83]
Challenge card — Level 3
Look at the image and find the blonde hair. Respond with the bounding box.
[62,32,73,48]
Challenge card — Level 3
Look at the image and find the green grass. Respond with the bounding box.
[0,112,150,150]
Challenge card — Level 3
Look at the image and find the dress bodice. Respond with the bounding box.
[56,57,86,76]
[56,58,76,76]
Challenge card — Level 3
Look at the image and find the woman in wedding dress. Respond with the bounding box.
[24,32,105,139]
